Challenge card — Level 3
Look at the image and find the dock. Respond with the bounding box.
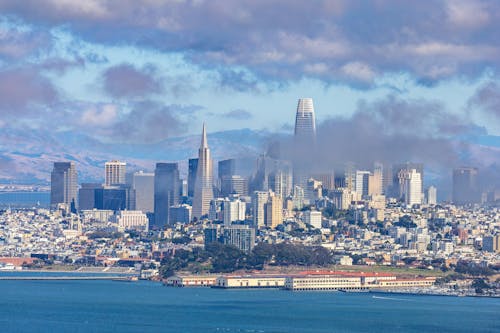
[0,276,136,281]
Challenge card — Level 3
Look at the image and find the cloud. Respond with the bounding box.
[80,103,117,126]
[0,24,50,60]
[0,68,58,113]
[269,95,486,176]
[108,101,192,143]
[222,109,253,120]
[469,81,500,123]
[102,63,162,98]
[3,1,500,85]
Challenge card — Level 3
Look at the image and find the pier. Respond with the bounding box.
[0,276,136,281]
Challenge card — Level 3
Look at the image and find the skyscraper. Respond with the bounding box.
[192,123,214,219]
[154,163,180,228]
[265,192,283,229]
[105,160,126,186]
[132,171,154,213]
[252,191,269,228]
[427,185,437,205]
[453,167,480,205]
[78,183,102,211]
[50,162,78,211]
[293,98,316,189]
[401,169,422,206]
[294,98,316,144]
[187,158,198,198]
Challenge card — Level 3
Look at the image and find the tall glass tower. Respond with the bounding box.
[192,123,214,219]
[293,98,316,188]
[50,162,78,212]
[294,98,316,144]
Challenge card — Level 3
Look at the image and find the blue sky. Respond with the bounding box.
[0,0,499,143]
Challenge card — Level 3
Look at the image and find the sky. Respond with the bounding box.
[0,0,499,145]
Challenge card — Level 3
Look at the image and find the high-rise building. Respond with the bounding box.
[400,169,423,206]
[221,175,248,197]
[293,98,316,189]
[355,171,371,198]
[453,167,480,205]
[50,162,78,211]
[252,191,269,228]
[294,97,316,145]
[306,178,323,203]
[192,123,214,219]
[427,186,437,205]
[223,225,255,252]
[154,163,180,228]
[169,204,192,224]
[482,235,500,253]
[311,173,335,192]
[78,183,103,211]
[187,158,198,198]
[218,159,236,181]
[105,160,126,186]
[265,192,283,229]
[330,187,353,210]
[132,171,154,213]
[223,198,246,226]
[369,163,384,196]
[94,187,128,211]
[393,163,424,199]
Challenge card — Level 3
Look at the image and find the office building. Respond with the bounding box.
[154,163,180,228]
[355,171,371,198]
[401,169,423,206]
[221,175,248,197]
[78,183,103,211]
[453,167,480,205]
[311,173,335,192]
[192,124,214,219]
[218,159,236,181]
[393,163,424,199]
[131,171,154,213]
[94,187,128,211]
[252,191,269,228]
[293,98,316,189]
[188,158,198,198]
[105,160,126,186]
[223,198,246,226]
[482,235,500,253]
[265,192,283,229]
[427,186,437,205]
[169,204,192,224]
[50,162,78,211]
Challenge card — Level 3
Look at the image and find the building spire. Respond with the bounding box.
[201,122,208,149]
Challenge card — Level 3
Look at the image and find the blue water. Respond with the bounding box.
[0,278,498,333]
[0,192,50,208]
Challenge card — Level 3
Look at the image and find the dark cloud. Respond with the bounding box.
[270,96,487,176]
[222,109,253,120]
[0,24,51,60]
[2,1,499,86]
[109,101,193,143]
[0,68,58,113]
[102,63,162,98]
[469,81,500,122]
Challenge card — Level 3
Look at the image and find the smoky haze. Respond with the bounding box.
[265,96,499,195]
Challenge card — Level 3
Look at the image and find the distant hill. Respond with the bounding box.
[0,128,270,183]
